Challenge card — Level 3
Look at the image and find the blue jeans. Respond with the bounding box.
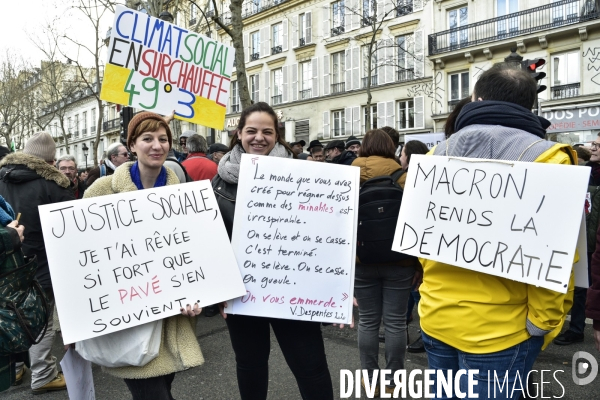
[422,331,543,399]
[354,264,415,382]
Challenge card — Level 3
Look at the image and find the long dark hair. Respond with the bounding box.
[360,129,396,159]
[444,97,472,137]
[403,140,429,167]
[229,102,294,155]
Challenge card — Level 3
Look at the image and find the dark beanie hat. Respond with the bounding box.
[0,146,10,160]
[127,112,173,150]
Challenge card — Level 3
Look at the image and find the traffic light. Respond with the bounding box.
[521,58,547,94]
[120,106,134,146]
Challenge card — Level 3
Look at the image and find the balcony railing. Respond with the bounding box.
[231,104,240,113]
[300,89,312,99]
[362,16,374,27]
[429,0,599,55]
[331,26,345,36]
[271,94,282,105]
[90,126,96,134]
[74,131,79,138]
[397,0,414,17]
[362,75,378,88]
[331,82,345,94]
[250,52,260,61]
[551,82,580,99]
[82,128,87,136]
[299,37,306,47]
[448,99,461,113]
[218,0,291,24]
[397,68,415,82]
[271,45,282,55]
[206,10,215,17]
[103,118,119,132]
[189,18,197,25]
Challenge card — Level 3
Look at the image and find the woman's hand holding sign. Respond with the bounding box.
[180,303,202,317]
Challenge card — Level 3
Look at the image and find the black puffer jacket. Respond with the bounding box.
[212,174,237,240]
[331,150,357,166]
[0,153,74,290]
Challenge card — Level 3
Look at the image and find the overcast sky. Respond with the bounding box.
[1,1,115,68]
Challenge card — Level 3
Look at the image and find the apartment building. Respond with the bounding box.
[173,0,599,146]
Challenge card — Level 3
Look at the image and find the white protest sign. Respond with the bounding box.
[228,154,359,324]
[392,155,589,293]
[40,181,245,343]
[405,133,446,149]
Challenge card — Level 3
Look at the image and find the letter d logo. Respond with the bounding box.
[572,351,598,385]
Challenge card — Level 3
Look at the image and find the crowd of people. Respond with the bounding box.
[0,61,598,400]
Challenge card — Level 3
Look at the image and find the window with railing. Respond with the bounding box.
[231,81,240,112]
[332,110,345,137]
[190,3,197,25]
[299,13,308,46]
[250,74,260,103]
[448,6,468,49]
[272,23,282,54]
[272,69,283,105]
[300,61,312,99]
[552,51,580,99]
[497,0,519,37]
[82,111,88,136]
[362,0,376,26]
[449,72,469,112]
[363,105,377,130]
[362,45,378,88]
[397,100,414,130]
[68,117,72,135]
[397,0,413,17]
[397,34,415,82]
[251,31,260,60]
[552,0,579,23]
[331,51,345,94]
[332,0,345,36]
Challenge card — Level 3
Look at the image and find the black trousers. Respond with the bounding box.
[124,373,175,400]
[226,314,333,400]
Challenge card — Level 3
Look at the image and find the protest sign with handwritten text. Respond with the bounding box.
[392,155,589,293]
[100,5,233,129]
[228,155,359,324]
[39,181,245,344]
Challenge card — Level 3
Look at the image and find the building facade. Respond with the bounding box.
[172,0,600,146]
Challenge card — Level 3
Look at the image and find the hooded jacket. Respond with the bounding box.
[0,153,74,290]
[331,150,357,166]
[83,162,204,379]
[421,113,576,354]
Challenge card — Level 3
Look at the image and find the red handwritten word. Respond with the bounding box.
[118,275,162,303]
[297,202,334,213]
[289,296,337,308]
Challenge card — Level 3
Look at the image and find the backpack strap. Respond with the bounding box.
[390,168,405,188]
[171,159,193,183]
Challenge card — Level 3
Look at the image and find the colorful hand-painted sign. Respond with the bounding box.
[101,5,234,130]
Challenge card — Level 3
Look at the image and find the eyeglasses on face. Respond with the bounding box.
[119,152,130,157]
[591,142,600,150]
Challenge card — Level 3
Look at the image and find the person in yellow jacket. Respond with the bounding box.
[419,63,575,400]
[83,112,204,400]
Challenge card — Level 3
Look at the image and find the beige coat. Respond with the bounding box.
[84,162,204,379]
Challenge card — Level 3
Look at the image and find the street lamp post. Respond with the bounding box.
[82,143,89,169]
[159,11,174,22]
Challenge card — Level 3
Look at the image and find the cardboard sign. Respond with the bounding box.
[392,155,589,293]
[100,5,234,130]
[228,155,359,324]
[574,214,589,288]
[39,181,245,343]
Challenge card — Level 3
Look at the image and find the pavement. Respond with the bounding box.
[2,310,600,399]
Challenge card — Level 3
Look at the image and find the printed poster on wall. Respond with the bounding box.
[101,5,233,130]
[228,155,359,324]
[39,181,246,344]
[392,155,589,293]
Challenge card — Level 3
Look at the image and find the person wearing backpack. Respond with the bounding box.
[351,129,420,396]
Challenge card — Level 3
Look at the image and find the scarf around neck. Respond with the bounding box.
[218,142,292,184]
[130,161,167,190]
[455,100,550,139]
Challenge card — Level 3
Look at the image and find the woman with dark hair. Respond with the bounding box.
[444,97,472,137]
[212,102,333,400]
[351,129,417,396]
[399,140,429,189]
[83,112,204,400]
